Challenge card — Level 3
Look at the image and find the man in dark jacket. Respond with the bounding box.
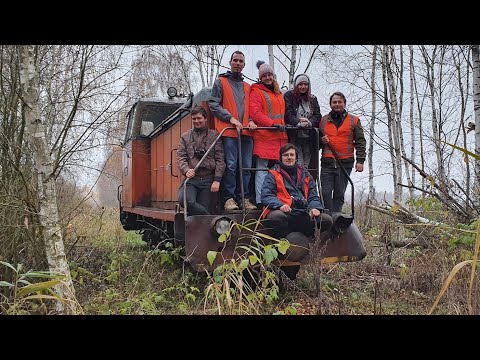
[319,92,366,213]
[261,143,332,240]
[177,106,225,216]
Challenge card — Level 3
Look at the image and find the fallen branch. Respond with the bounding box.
[366,203,443,226]
[401,156,472,220]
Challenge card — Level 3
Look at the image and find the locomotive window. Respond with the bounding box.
[124,104,137,144]
[140,103,182,129]
[125,101,183,142]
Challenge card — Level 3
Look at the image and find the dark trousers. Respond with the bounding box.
[266,210,333,239]
[320,165,353,213]
[178,178,213,216]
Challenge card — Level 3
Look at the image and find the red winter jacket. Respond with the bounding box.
[249,83,288,160]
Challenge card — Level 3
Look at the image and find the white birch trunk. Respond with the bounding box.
[421,46,447,187]
[408,45,416,198]
[411,46,426,193]
[472,45,480,205]
[209,45,215,87]
[394,46,414,201]
[384,45,403,201]
[288,45,297,89]
[367,45,377,228]
[195,45,206,88]
[268,45,275,72]
[18,45,79,315]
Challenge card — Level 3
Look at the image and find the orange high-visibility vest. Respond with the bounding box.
[319,113,358,159]
[250,87,288,143]
[263,169,310,217]
[214,77,251,138]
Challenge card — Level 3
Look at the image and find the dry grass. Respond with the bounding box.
[277,235,480,315]
[64,206,480,315]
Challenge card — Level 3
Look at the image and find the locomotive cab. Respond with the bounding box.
[119,86,366,277]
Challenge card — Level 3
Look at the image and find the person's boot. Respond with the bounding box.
[243,198,257,210]
[224,198,239,211]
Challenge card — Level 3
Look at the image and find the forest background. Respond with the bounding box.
[1,45,479,315]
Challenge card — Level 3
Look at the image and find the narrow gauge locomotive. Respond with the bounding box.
[118,87,366,278]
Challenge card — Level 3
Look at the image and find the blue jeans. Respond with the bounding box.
[255,157,269,204]
[222,136,253,202]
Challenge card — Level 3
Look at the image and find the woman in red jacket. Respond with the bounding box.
[249,61,288,205]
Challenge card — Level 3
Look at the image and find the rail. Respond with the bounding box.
[183,126,322,220]
[183,126,231,221]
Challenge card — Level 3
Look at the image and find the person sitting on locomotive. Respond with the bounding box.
[177,105,226,216]
[260,143,333,240]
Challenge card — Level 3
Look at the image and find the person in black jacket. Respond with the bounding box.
[284,74,321,169]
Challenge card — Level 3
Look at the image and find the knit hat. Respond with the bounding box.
[294,74,310,87]
[256,60,275,79]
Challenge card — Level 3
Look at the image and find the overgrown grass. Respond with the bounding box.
[63,206,480,315]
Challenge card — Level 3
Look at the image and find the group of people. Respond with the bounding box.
[176,50,366,239]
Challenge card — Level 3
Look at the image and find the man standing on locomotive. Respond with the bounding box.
[261,143,333,240]
[177,106,225,216]
[209,50,257,211]
[319,91,366,213]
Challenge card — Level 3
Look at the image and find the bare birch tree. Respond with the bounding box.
[408,45,416,200]
[18,45,79,314]
[472,45,480,205]
[366,45,377,228]
[421,46,448,187]
[127,45,192,98]
[381,45,403,201]
[181,45,229,89]
[452,46,472,210]
[269,45,322,89]
[268,45,275,72]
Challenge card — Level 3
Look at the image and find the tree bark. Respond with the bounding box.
[472,45,480,206]
[367,45,377,229]
[18,45,80,315]
[268,45,275,73]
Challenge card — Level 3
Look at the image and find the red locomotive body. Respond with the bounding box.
[119,87,366,275]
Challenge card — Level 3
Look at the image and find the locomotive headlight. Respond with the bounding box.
[167,86,177,98]
[212,216,231,235]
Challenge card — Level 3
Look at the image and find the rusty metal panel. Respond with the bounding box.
[184,212,271,272]
[171,122,182,201]
[156,135,164,201]
[316,223,366,263]
[163,128,172,201]
[184,212,366,272]
[151,138,157,201]
[180,113,192,133]
[122,142,132,208]
[122,206,176,222]
[131,139,151,206]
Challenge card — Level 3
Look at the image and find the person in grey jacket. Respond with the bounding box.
[284,73,321,169]
[177,106,225,216]
[209,50,257,211]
